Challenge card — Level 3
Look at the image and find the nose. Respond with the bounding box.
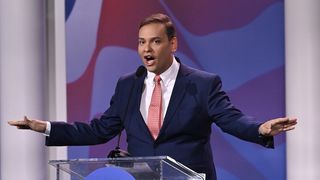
[143,43,152,52]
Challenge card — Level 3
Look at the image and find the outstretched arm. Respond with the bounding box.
[8,116,47,133]
[259,117,297,136]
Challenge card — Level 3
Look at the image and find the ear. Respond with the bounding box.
[170,37,178,53]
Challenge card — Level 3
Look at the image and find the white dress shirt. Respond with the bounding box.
[140,57,180,124]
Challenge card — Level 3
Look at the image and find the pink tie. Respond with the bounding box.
[147,75,162,140]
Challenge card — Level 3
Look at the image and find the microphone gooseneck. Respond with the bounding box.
[107,65,146,158]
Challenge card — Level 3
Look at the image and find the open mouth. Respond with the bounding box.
[144,55,155,61]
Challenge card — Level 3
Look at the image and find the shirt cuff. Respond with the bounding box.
[43,121,51,136]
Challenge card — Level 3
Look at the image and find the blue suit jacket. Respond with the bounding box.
[46,62,273,180]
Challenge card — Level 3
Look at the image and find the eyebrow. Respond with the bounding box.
[138,37,162,41]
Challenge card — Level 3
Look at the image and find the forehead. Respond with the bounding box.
[138,23,166,39]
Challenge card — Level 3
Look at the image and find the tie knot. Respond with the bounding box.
[154,75,161,83]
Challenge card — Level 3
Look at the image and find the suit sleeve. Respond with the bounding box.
[46,79,124,146]
[207,75,274,148]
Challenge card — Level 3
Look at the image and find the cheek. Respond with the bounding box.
[156,47,167,56]
[137,48,143,56]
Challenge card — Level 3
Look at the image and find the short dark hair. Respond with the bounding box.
[139,13,176,40]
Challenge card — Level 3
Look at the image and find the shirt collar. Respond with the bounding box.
[146,56,180,86]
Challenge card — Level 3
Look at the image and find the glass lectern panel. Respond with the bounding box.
[49,156,205,180]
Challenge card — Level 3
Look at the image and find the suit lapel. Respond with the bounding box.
[129,70,152,137]
[158,64,192,138]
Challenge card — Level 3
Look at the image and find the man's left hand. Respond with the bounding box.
[259,117,297,136]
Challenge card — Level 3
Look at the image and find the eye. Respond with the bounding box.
[138,40,145,45]
[154,39,161,44]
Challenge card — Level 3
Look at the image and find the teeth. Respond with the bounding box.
[144,55,154,61]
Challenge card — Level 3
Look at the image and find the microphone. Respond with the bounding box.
[107,66,146,158]
[135,65,146,78]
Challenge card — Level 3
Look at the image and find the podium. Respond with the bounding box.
[49,156,205,180]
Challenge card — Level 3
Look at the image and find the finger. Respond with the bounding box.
[275,117,290,123]
[288,118,298,124]
[281,117,297,124]
[289,117,298,121]
[8,120,30,129]
[7,121,17,126]
[283,126,295,132]
[286,121,297,126]
[8,120,26,126]
[270,118,288,128]
[283,120,298,127]
[282,121,296,129]
[275,118,298,128]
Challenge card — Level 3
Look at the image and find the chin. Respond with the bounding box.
[145,66,155,72]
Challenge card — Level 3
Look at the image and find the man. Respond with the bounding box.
[9,13,297,180]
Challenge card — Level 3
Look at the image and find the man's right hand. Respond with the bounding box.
[8,116,47,133]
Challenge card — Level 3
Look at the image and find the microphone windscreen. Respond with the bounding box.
[135,65,146,78]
